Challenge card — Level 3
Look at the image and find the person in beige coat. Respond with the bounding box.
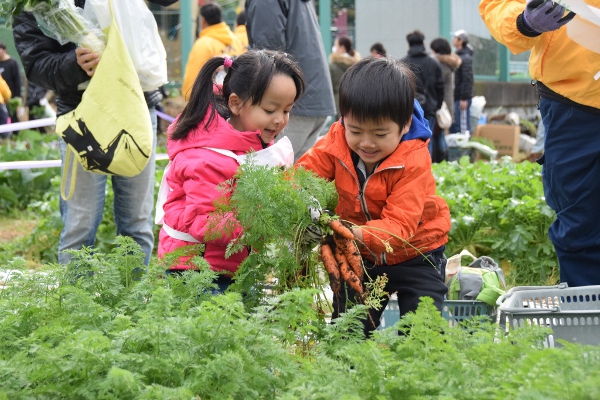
[329,35,361,120]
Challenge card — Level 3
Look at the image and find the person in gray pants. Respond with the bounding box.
[245,0,336,162]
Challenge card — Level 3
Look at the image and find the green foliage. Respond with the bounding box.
[0,130,60,214]
[207,161,338,306]
[2,244,599,399]
[434,158,558,286]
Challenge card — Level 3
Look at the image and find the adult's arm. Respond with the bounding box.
[245,0,287,50]
[12,12,89,93]
[479,0,542,53]
[458,55,473,101]
[434,63,444,109]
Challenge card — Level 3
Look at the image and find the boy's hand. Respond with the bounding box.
[76,47,100,77]
[522,0,575,34]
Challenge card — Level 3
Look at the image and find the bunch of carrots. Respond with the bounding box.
[319,218,364,297]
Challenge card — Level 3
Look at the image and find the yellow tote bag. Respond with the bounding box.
[55,1,152,200]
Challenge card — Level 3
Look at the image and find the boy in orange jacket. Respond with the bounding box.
[297,57,450,336]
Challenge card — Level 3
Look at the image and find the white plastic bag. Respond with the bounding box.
[83,0,167,91]
[436,101,452,130]
[557,0,600,54]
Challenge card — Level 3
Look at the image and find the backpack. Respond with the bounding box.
[447,255,506,306]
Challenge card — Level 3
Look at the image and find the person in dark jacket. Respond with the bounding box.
[401,31,443,128]
[12,0,178,266]
[245,0,336,162]
[430,37,462,162]
[450,29,474,134]
[400,30,443,160]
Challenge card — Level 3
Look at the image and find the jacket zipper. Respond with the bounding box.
[339,159,406,264]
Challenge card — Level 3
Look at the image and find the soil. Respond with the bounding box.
[0,217,37,244]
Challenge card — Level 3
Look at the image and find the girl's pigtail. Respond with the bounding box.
[170,57,228,140]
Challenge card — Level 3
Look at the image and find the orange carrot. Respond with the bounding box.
[320,242,341,293]
[334,244,363,295]
[335,235,363,281]
[328,219,355,241]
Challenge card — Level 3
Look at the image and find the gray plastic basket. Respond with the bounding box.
[378,296,495,329]
[497,283,600,347]
[442,300,495,327]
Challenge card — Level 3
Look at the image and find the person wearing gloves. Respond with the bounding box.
[480,0,600,287]
[297,57,450,337]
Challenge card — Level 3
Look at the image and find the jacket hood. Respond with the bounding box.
[402,99,431,142]
[436,53,462,71]
[407,44,429,57]
[200,22,237,46]
[167,110,264,160]
[329,51,361,66]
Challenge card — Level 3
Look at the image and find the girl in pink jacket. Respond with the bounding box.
[157,50,305,290]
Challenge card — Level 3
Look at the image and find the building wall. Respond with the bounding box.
[356,0,440,59]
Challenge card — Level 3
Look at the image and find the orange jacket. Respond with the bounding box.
[296,120,450,265]
[479,0,600,109]
[0,75,11,105]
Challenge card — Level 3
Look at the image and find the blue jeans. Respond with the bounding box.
[450,98,472,134]
[58,108,157,265]
[540,97,600,286]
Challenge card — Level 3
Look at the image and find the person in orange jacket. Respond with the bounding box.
[296,57,451,337]
[182,3,244,100]
[0,74,11,127]
[480,0,600,287]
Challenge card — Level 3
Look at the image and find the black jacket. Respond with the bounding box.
[401,45,444,118]
[12,0,177,116]
[453,47,474,101]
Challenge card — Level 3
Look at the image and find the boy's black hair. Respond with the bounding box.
[200,3,222,26]
[430,37,451,55]
[339,57,415,129]
[406,30,425,47]
[171,50,305,141]
[0,41,6,50]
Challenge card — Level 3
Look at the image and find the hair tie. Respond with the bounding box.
[223,57,233,68]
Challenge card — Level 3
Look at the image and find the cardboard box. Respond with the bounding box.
[473,124,520,158]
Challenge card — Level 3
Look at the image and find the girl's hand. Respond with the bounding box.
[76,47,100,77]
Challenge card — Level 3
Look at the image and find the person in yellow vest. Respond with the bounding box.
[234,11,249,52]
[182,3,244,100]
[0,74,11,127]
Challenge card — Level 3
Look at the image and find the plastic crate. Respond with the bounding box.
[442,300,495,327]
[497,283,600,347]
[378,296,495,329]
